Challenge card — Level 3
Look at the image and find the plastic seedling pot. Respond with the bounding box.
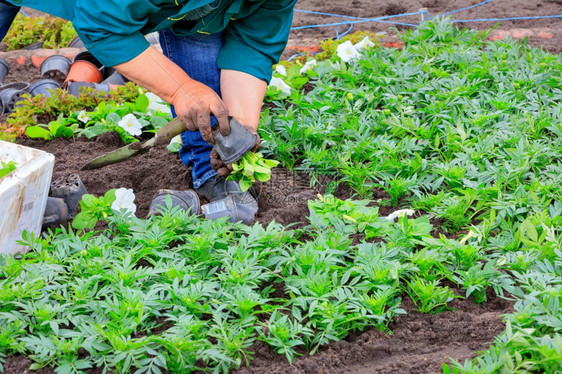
[40,55,71,81]
[212,117,257,164]
[63,60,103,87]
[29,79,61,98]
[0,82,30,114]
[101,71,128,85]
[50,174,87,218]
[68,36,84,48]
[42,197,69,230]
[0,140,55,254]
[66,81,111,97]
[22,41,43,50]
[0,57,10,84]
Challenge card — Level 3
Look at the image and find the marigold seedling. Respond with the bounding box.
[227,152,279,192]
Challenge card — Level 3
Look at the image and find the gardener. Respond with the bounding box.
[0,0,297,222]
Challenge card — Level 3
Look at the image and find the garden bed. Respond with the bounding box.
[1,1,561,373]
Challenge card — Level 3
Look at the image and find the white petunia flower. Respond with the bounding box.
[77,110,90,124]
[269,76,292,95]
[275,64,287,76]
[385,209,415,221]
[299,59,317,74]
[117,113,142,136]
[354,36,375,51]
[111,188,137,215]
[336,40,360,62]
[146,92,172,114]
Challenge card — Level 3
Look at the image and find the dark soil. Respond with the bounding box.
[6,0,558,372]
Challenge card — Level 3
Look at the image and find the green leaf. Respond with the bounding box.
[239,177,252,192]
[79,194,97,208]
[103,189,117,205]
[167,142,182,153]
[105,112,122,125]
[72,211,98,230]
[25,126,52,140]
[151,116,169,130]
[255,172,271,182]
[135,94,149,112]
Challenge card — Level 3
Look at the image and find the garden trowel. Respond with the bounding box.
[81,117,186,170]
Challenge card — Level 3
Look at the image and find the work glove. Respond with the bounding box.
[210,128,261,178]
[113,46,230,143]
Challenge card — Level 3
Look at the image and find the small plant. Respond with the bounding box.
[72,188,136,230]
[3,14,77,50]
[227,152,279,192]
[258,310,313,363]
[406,277,456,313]
[1,83,142,142]
[0,161,17,178]
[24,114,77,140]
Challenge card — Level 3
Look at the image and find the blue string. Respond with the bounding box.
[18,9,30,17]
[450,14,562,23]
[291,0,562,34]
[336,22,354,39]
[291,18,418,30]
[431,0,494,18]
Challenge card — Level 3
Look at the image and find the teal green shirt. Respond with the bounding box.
[8,0,297,82]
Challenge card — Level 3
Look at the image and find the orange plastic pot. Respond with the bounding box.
[63,60,103,87]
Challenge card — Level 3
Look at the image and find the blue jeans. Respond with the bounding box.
[159,29,222,189]
[0,0,20,40]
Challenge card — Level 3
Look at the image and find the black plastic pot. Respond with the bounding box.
[22,41,43,50]
[68,36,84,49]
[40,55,71,81]
[213,117,257,164]
[101,70,128,85]
[50,174,88,218]
[42,197,69,230]
[0,57,10,85]
[66,81,110,97]
[0,82,30,114]
[29,79,61,98]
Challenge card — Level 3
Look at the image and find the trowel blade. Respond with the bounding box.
[81,137,155,170]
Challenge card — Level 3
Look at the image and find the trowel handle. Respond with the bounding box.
[154,117,186,146]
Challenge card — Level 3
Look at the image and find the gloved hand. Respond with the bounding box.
[210,128,261,177]
[114,46,230,144]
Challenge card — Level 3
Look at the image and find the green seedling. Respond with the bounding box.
[406,277,456,313]
[25,114,78,140]
[0,161,17,178]
[227,152,279,192]
[452,262,508,304]
[258,310,313,363]
[72,190,117,230]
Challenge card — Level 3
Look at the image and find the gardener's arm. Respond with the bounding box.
[216,0,297,129]
[221,70,267,132]
[71,0,231,143]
